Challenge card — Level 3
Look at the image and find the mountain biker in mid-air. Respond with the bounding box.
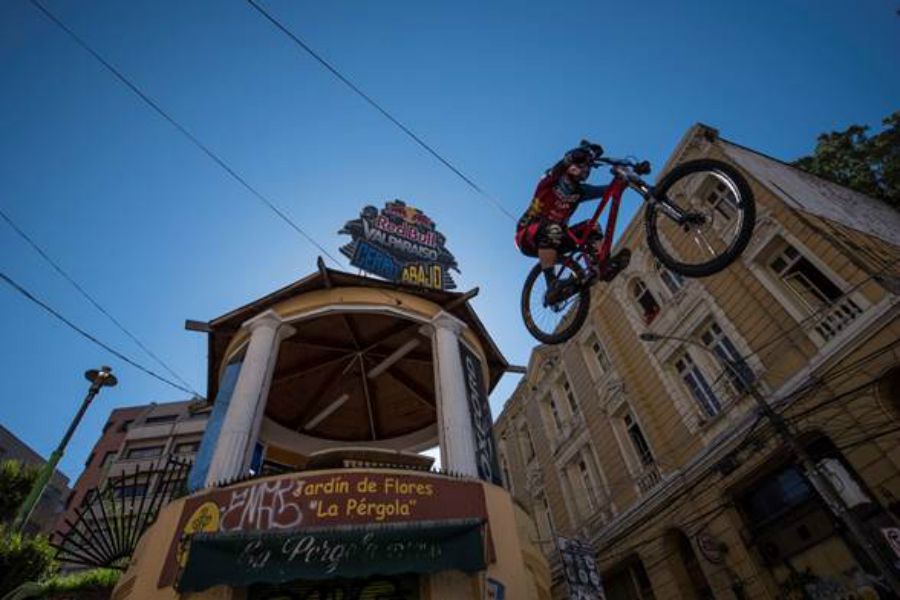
[515,141,629,304]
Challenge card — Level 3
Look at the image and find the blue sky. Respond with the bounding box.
[1,0,897,481]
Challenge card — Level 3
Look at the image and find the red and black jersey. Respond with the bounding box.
[518,162,606,228]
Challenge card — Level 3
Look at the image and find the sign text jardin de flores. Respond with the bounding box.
[159,471,488,587]
[339,200,460,291]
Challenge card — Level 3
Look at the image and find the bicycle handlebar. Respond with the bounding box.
[594,156,652,176]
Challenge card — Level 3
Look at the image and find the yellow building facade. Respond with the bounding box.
[114,267,550,599]
[495,125,900,599]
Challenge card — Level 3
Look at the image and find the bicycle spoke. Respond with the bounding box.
[691,229,717,257]
[647,163,754,273]
[525,262,585,339]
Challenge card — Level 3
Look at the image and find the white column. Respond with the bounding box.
[430,311,478,477]
[206,310,295,485]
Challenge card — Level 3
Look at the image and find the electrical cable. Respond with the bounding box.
[243,0,518,222]
[0,270,195,395]
[0,206,199,396]
[28,0,346,270]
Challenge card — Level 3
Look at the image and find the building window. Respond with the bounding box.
[624,413,654,466]
[118,420,134,433]
[632,279,660,324]
[699,321,754,393]
[80,489,96,507]
[548,396,564,431]
[561,378,579,414]
[769,244,840,308]
[535,495,555,549]
[585,333,610,375]
[656,260,685,295]
[703,178,738,222]
[174,442,200,455]
[578,458,597,511]
[519,424,536,463]
[145,414,178,425]
[739,465,812,526]
[767,242,862,340]
[674,353,722,417]
[500,454,512,491]
[125,445,164,460]
[100,451,117,468]
[116,481,149,500]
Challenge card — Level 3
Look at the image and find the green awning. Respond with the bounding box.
[177,518,486,592]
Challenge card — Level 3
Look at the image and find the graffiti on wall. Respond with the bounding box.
[159,471,487,588]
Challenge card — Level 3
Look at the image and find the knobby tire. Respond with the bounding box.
[645,159,756,277]
[521,258,591,345]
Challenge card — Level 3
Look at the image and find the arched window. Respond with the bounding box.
[631,279,660,324]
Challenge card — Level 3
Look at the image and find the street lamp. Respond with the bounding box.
[12,366,118,534]
[639,332,900,593]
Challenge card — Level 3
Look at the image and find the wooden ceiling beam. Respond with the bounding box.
[287,357,356,429]
[283,337,355,354]
[357,355,378,441]
[380,365,436,411]
[271,354,355,387]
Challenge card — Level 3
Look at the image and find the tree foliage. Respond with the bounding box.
[793,110,900,210]
[0,526,56,598]
[0,461,39,524]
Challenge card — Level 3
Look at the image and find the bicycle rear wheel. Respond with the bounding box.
[645,159,755,277]
[520,257,591,345]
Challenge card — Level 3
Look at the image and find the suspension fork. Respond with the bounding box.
[644,185,691,224]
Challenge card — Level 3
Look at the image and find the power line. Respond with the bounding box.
[0,270,195,395]
[28,0,346,269]
[0,206,198,395]
[244,0,518,223]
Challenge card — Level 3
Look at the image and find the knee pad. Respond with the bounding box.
[544,223,563,246]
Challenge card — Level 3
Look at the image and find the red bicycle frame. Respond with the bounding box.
[567,175,629,272]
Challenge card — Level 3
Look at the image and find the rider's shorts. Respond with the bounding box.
[516,220,594,257]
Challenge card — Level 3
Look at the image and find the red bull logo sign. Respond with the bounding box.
[339,200,459,290]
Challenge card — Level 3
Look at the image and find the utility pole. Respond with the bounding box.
[12,366,117,534]
[640,333,900,595]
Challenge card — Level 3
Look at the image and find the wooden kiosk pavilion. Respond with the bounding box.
[113,262,550,600]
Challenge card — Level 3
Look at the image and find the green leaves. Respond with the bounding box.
[793,111,900,210]
[0,525,56,598]
[0,461,40,524]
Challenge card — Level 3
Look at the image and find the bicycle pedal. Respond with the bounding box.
[600,249,631,281]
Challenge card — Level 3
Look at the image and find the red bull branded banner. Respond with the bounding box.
[338,200,459,290]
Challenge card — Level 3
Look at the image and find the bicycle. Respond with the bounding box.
[520,154,756,345]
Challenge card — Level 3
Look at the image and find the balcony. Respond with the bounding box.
[810,297,863,342]
[636,464,662,494]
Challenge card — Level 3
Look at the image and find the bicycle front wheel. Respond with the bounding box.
[645,159,755,277]
[520,257,591,345]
